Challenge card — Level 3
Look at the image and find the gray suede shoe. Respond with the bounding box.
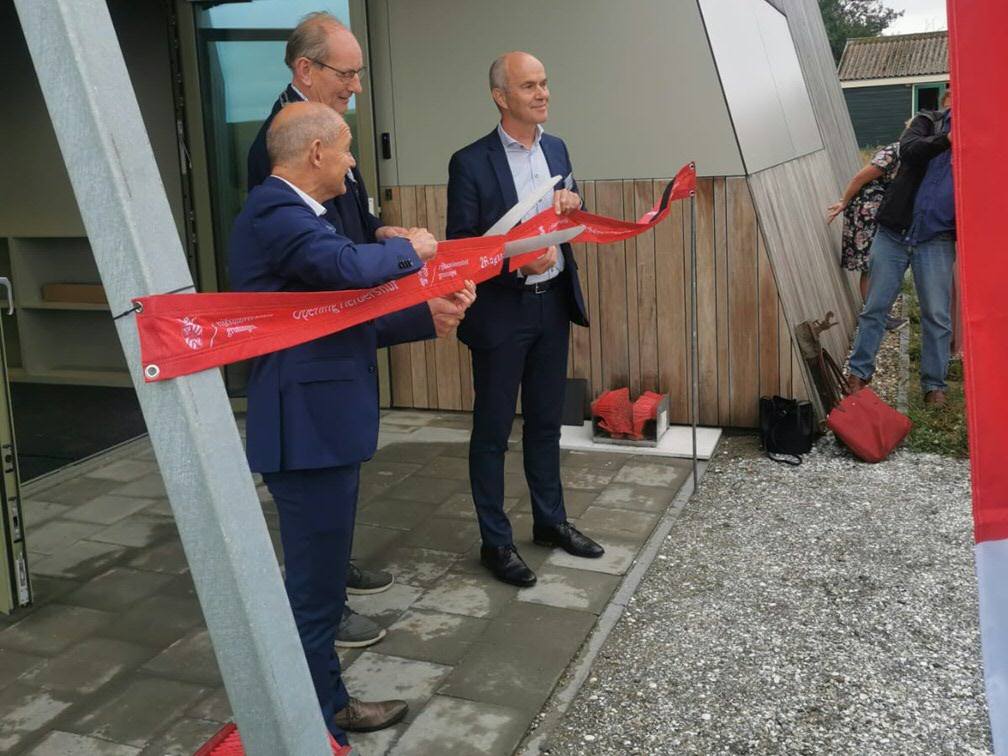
[346,562,393,595]
[334,606,386,648]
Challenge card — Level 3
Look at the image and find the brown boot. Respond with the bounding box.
[924,389,947,407]
[847,374,869,393]
[333,697,408,733]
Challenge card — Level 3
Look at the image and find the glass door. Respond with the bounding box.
[184,0,376,397]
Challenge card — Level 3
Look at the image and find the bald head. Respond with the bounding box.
[489,52,550,134]
[489,51,542,94]
[267,101,344,169]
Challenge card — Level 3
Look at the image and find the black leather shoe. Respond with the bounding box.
[533,521,605,558]
[480,543,537,587]
[333,697,408,732]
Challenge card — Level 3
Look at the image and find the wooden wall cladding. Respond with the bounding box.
[381,177,809,427]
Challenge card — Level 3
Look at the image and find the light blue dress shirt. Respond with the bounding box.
[497,123,564,283]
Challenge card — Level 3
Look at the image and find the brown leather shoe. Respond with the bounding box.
[847,374,869,393]
[333,697,408,733]
[924,389,947,406]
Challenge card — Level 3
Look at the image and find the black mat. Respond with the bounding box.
[10,384,147,481]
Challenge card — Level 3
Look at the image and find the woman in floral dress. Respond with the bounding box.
[826,143,901,324]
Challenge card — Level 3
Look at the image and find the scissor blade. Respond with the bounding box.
[484,175,561,237]
[502,225,585,258]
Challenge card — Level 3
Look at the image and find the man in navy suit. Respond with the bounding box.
[247,11,464,645]
[231,101,474,744]
[447,52,604,588]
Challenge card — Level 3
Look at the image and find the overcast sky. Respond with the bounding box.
[884,0,948,34]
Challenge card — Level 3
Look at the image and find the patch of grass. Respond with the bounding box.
[902,278,969,457]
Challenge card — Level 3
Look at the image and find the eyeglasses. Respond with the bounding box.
[311,60,367,82]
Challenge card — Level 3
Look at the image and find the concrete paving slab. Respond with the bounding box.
[400,517,481,554]
[478,601,597,655]
[29,541,128,580]
[351,524,404,562]
[88,515,176,549]
[102,594,205,649]
[383,474,470,505]
[359,461,423,490]
[27,520,104,555]
[614,459,691,488]
[126,540,190,575]
[63,495,161,526]
[591,481,678,513]
[346,722,406,756]
[142,629,221,687]
[433,492,477,519]
[0,648,44,692]
[562,450,630,471]
[545,535,641,575]
[14,575,82,610]
[108,472,167,499]
[439,639,574,712]
[364,546,458,589]
[342,652,452,722]
[517,566,621,613]
[357,497,441,531]
[84,459,158,484]
[0,604,114,655]
[136,716,223,756]
[35,476,124,506]
[560,467,621,491]
[20,500,71,529]
[184,686,231,723]
[350,582,422,626]
[413,573,516,618]
[18,637,152,697]
[388,695,527,756]
[66,568,174,612]
[21,730,141,756]
[379,608,489,665]
[67,676,208,748]
[410,455,470,481]
[0,683,74,753]
[372,440,448,465]
[576,505,660,539]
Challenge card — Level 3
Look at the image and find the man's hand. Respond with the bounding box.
[553,189,581,216]
[519,245,558,277]
[406,227,437,261]
[375,225,409,241]
[428,280,477,338]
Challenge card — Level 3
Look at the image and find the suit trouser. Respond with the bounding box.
[263,465,357,746]
[469,284,571,547]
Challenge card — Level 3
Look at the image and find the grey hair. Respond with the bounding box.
[489,54,508,92]
[266,104,343,168]
[285,11,347,71]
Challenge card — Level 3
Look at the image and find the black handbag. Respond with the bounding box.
[759,395,817,465]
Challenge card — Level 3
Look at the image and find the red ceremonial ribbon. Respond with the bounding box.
[134,163,696,382]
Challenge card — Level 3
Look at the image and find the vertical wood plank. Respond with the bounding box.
[694,178,718,424]
[426,185,462,410]
[757,227,780,399]
[383,187,414,407]
[595,181,629,393]
[727,178,759,427]
[778,300,792,397]
[399,187,429,409]
[581,182,603,401]
[622,181,640,398]
[413,189,439,407]
[713,177,730,425]
[634,180,659,393]
[654,179,689,423]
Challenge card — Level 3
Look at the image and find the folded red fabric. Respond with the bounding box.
[591,387,634,438]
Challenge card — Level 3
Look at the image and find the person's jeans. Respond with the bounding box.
[849,227,956,393]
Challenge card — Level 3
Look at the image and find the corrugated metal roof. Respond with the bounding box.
[838,31,948,81]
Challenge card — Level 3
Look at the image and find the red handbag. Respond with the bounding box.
[825,386,912,463]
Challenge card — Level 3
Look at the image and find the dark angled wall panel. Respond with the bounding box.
[843,85,914,148]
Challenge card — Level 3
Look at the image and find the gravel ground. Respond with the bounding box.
[543,435,992,756]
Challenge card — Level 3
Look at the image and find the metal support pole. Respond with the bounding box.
[689,189,700,492]
[12,3,332,754]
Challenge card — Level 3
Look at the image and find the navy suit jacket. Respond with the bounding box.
[229,178,433,473]
[446,128,589,350]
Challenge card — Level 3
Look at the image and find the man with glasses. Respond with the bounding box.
[246,12,460,651]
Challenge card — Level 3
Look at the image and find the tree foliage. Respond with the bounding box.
[819,0,904,64]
